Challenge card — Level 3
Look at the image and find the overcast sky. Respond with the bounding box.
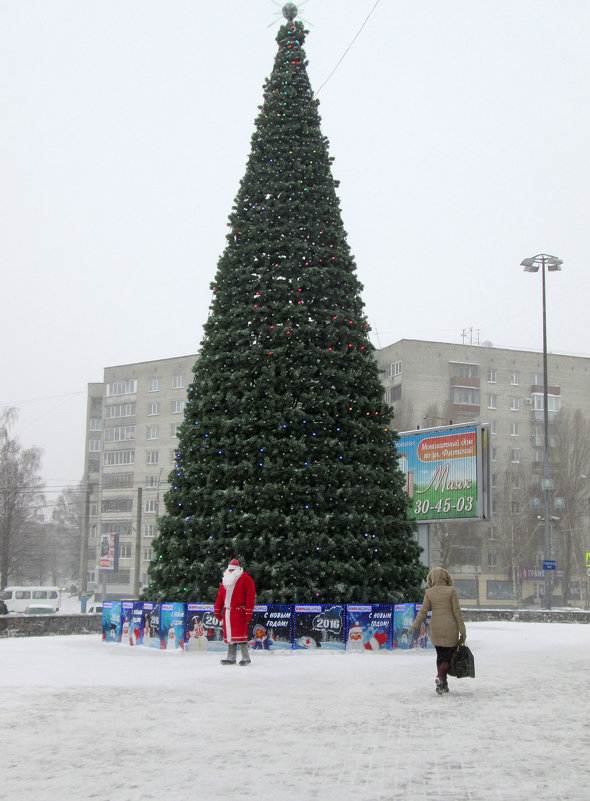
[1,0,589,502]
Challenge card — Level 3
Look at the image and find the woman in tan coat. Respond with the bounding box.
[410,567,466,695]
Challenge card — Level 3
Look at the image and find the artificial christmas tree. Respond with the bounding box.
[148,5,425,604]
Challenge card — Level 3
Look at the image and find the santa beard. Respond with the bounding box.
[222,566,244,589]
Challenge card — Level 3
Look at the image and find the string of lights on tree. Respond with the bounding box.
[147,5,425,605]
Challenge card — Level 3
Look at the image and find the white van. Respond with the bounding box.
[0,586,61,613]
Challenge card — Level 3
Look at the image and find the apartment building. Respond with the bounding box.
[82,355,197,600]
[82,340,590,607]
[375,339,590,607]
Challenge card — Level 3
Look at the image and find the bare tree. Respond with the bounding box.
[51,485,84,587]
[0,408,45,587]
[552,409,590,606]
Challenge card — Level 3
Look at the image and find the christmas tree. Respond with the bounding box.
[148,5,425,604]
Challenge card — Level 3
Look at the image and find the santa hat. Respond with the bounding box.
[364,632,388,651]
[227,559,240,570]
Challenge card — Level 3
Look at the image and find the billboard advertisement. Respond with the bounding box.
[397,423,491,522]
[98,532,119,571]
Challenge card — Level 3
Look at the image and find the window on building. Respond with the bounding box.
[510,371,520,385]
[104,403,136,419]
[488,526,498,540]
[511,475,521,489]
[146,451,159,464]
[532,373,543,386]
[104,425,136,442]
[103,472,134,490]
[89,418,102,431]
[148,402,160,416]
[88,458,100,473]
[491,447,497,462]
[487,551,498,567]
[108,570,131,585]
[384,385,401,405]
[510,397,520,411]
[532,394,561,412]
[511,501,520,514]
[171,400,185,414]
[147,426,159,440]
[453,363,479,379]
[491,473,497,489]
[487,580,512,600]
[145,475,159,488]
[143,547,154,562]
[144,523,156,538]
[119,544,132,559]
[388,360,402,378]
[148,378,160,392]
[490,420,496,435]
[487,369,496,383]
[487,395,497,410]
[100,522,132,537]
[451,388,480,405]
[172,375,184,389]
[103,449,134,466]
[145,499,157,513]
[101,498,133,514]
[170,423,181,438]
[90,503,98,517]
[510,448,521,463]
[106,379,137,397]
[89,525,98,539]
[87,571,96,584]
[169,450,177,463]
[510,422,519,437]
[89,439,100,452]
[454,579,478,600]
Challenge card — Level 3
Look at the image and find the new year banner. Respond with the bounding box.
[248,604,293,651]
[412,604,434,649]
[186,603,225,652]
[120,601,135,646]
[393,603,416,650]
[293,605,346,650]
[159,603,186,651]
[346,605,393,652]
[144,603,161,649]
[101,601,122,643]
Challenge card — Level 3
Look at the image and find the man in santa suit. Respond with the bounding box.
[214,559,256,665]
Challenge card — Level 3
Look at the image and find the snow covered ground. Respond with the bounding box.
[0,620,587,801]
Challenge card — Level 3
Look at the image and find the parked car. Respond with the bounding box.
[24,604,57,615]
[87,603,103,615]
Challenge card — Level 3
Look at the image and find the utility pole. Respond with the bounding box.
[79,485,91,613]
[133,486,142,598]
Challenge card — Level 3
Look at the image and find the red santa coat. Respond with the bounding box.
[214,569,256,643]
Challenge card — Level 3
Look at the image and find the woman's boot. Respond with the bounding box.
[435,662,450,694]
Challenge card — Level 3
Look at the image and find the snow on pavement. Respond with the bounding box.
[0,621,588,801]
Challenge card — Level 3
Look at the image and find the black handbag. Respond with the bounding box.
[450,644,475,678]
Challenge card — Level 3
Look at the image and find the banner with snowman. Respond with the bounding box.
[293,604,346,650]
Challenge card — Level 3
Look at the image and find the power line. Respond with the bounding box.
[314,0,381,97]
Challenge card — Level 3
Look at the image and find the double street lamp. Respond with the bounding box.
[521,253,563,609]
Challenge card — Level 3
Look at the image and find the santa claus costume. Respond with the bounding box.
[214,559,256,665]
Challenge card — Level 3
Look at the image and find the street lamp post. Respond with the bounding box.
[521,253,563,609]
